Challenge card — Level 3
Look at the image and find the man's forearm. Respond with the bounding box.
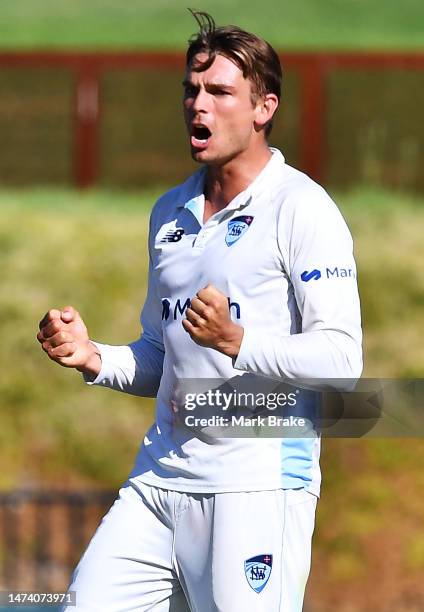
[233,327,363,390]
[83,337,164,398]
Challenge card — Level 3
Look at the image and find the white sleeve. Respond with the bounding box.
[85,219,165,397]
[234,185,363,388]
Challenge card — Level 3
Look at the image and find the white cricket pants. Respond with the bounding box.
[63,481,317,611]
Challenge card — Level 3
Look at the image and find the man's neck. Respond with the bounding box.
[203,145,272,221]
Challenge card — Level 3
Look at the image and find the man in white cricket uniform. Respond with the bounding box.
[38,11,362,612]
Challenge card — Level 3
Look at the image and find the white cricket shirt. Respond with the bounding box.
[88,148,363,496]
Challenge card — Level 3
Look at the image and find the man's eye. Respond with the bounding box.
[184,87,197,97]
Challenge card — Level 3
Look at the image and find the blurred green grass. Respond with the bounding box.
[0,188,158,489]
[0,0,423,50]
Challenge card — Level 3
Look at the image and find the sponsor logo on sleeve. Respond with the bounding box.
[301,269,321,282]
[244,554,273,593]
[301,267,356,281]
[225,215,254,246]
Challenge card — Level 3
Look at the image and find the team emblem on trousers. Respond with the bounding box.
[244,554,273,593]
[225,215,254,246]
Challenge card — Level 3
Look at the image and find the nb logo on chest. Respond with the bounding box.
[160,228,185,243]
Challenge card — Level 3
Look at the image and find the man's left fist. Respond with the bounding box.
[182,284,244,358]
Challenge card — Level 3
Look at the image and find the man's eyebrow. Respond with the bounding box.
[208,83,236,90]
[182,80,235,90]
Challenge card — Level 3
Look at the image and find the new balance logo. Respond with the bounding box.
[160,228,185,243]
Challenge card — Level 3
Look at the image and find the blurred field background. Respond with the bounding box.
[0,0,423,50]
[1,1,424,611]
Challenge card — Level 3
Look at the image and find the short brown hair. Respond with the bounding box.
[186,10,282,137]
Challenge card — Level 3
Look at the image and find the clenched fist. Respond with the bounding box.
[182,284,244,358]
[37,306,101,378]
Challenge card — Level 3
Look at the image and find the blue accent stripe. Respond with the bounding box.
[281,437,315,485]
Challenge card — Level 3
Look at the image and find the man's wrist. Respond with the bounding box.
[76,342,102,380]
[217,324,244,358]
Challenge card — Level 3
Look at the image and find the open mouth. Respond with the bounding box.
[191,125,212,148]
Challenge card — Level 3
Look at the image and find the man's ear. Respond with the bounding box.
[254,93,279,130]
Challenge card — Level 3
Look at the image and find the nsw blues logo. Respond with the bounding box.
[244,554,273,593]
[225,215,254,246]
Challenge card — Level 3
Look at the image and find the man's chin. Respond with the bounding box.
[190,147,212,163]
[190,147,230,166]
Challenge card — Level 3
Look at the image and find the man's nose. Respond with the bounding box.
[192,87,210,112]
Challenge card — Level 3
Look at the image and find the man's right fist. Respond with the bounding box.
[37,306,101,377]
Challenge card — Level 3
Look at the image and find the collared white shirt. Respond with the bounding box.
[89,148,362,495]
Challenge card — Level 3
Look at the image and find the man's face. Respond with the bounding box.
[183,53,260,165]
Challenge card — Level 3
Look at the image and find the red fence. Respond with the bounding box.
[0,51,423,189]
[0,489,116,591]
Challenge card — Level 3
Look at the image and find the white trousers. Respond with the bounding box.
[64,482,317,612]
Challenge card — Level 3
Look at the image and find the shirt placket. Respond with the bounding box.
[192,195,252,251]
